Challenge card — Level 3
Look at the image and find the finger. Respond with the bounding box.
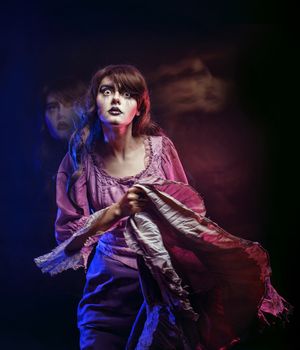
[129,200,142,207]
[131,187,146,195]
[128,199,139,206]
[128,186,142,193]
[133,205,145,213]
[129,204,142,214]
[137,198,148,203]
[129,200,147,210]
[127,193,139,201]
[129,197,148,207]
[133,187,147,198]
[134,201,148,210]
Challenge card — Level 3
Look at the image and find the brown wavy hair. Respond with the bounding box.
[68,64,163,213]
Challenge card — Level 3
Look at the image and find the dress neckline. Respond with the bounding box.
[91,135,153,182]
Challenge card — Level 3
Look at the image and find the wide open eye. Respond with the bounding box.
[103,88,112,96]
[123,91,131,98]
[99,85,113,96]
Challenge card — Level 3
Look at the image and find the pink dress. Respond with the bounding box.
[35,134,292,349]
[55,135,188,263]
[54,135,189,349]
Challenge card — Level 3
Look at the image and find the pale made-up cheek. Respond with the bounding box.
[96,96,106,115]
[125,100,138,116]
[126,101,137,117]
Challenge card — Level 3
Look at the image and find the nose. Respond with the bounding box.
[111,90,121,104]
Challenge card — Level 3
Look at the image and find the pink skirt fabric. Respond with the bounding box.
[124,178,293,349]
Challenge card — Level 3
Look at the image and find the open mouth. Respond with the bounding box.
[108,107,122,115]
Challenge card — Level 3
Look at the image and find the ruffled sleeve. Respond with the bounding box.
[55,153,90,244]
[161,136,188,184]
[35,152,110,275]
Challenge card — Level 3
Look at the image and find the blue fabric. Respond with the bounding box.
[78,252,143,350]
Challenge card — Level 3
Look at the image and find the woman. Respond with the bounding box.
[36,64,291,350]
[54,65,189,349]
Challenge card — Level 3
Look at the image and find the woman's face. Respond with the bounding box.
[96,76,139,128]
[45,94,80,140]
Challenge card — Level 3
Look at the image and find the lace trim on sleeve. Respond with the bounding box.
[34,207,110,275]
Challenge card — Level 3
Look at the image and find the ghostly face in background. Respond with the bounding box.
[151,57,231,114]
[45,94,81,140]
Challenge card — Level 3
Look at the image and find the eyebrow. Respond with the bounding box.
[99,84,115,91]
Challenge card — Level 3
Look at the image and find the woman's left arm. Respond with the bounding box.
[161,135,188,184]
[160,135,206,216]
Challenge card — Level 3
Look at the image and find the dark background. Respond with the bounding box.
[0,1,295,349]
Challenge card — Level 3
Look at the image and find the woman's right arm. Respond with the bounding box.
[55,153,91,245]
[55,153,146,251]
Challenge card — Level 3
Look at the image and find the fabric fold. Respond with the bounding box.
[124,182,292,350]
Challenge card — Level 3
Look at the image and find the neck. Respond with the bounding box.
[101,123,137,160]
